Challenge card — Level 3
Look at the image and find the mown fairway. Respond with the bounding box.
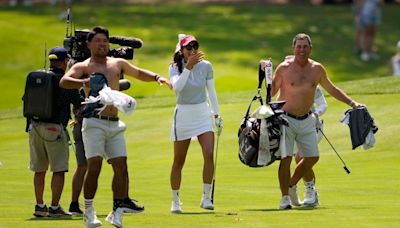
[0,2,399,228]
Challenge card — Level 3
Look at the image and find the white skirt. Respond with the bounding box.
[171,102,213,141]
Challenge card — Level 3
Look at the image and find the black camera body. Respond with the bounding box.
[63,29,91,62]
[64,29,142,62]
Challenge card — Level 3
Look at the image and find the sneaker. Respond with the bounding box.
[106,207,123,228]
[121,198,144,213]
[69,201,83,216]
[48,205,72,217]
[84,207,102,228]
[200,197,214,210]
[288,185,301,206]
[33,204,48,217]
[279,195,292,210]
[302,184,319,207]
[171,200,182,213]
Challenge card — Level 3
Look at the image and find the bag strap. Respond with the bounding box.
[241,63,266,119]
[241,63,268,120]
[243,95,263,119]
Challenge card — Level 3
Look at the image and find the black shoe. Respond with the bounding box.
[33,204,48,217]
[48,205,72,217]
[121,198,144,213]
[68,201,83,216]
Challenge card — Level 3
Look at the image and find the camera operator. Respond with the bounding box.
[60,26,171,228]
[29,46,80,218]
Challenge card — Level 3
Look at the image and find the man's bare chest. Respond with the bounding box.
[84,64,121,82]
[285,68,318,87]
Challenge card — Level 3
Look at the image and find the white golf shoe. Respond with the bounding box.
[278,195,292,210]
[84,207,102,228]
[106,207,123,228]
[171,200,182,213]
[302,184,319,206]
[200,197,214,210]
[288,185,301,206]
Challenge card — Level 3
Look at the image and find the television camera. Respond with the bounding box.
[63,10,143,62]
[62,9,143,91]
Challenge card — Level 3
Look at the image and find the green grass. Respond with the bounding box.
[1,77,399,227]
[1,3,400,110]
[0,2,399,228]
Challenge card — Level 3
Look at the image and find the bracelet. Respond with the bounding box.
[154,74,160,81]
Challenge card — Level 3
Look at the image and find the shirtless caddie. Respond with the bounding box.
[271,33,362,209]
[60,26,171,227]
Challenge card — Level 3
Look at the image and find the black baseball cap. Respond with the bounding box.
[48,46,71,61]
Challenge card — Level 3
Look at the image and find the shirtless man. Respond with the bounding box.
[60,26,171,227]
[271,33,362,209]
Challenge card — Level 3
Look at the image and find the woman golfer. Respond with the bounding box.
[169,34,222,213]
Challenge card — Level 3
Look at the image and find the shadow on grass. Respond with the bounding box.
[26,213,108,221]
[26,216,74,221]
[174,211,215,215]
[242,206,327,212]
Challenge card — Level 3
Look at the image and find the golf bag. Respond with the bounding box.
[23,70,58,120]
[237,63,288,168]
[238,95,287,167]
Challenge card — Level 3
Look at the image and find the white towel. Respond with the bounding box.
[250,105,274,119]
[257,118,270,166]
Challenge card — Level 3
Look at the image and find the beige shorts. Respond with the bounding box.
[29,122,69,172]
[82,117,127,161]
[284,114,319,158]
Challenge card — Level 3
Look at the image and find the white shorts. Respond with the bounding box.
[82,117,127,160]
[295,121,324,158]
[171,102,213,141]
[284,113,319,158]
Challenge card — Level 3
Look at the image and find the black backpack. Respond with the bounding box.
[22,70,58,120]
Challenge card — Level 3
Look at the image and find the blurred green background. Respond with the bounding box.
[1,1,399,112]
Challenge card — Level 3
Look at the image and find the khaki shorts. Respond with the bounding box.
[82,117,127,161]
[29,122,69,172]
[284,114,319,158]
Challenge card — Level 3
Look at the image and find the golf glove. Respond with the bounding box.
[215,115,223,136]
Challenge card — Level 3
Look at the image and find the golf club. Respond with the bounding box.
[211,131,220,204]
[319,128,351,174]
[264,59,273,103]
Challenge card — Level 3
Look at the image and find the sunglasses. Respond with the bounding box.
[184,43,199,51]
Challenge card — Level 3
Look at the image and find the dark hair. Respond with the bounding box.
[173,51,184,74]
[87,26,109,42]
[292,33,312,48]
